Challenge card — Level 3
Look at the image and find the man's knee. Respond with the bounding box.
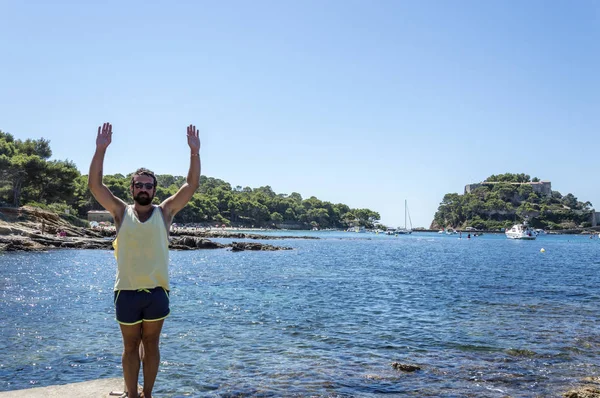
[141,333,160,350]
[123,337,142,355]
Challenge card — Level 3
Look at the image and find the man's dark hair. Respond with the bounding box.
[130,167,157,188]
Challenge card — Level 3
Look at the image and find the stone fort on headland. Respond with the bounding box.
[464,180,552,196]
[464,180,600,227]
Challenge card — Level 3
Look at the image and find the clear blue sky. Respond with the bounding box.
[1,0,598,228]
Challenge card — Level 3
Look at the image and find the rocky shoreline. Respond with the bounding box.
[0,233,294,253]
[0,206,309,253]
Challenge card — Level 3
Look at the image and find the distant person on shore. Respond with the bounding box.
[88,122,201,398]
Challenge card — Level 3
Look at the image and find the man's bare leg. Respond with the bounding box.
[140,319,164,398]
[120,323,142,397]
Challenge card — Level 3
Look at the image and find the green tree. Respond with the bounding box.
[271,212,284,223]
[561,193,578,209]
[30,160,80,204]
[306,208,330,227]
[485,173,530,183]
[284,208,296,221]
[494,183,517,202]
[2,153,45,207]
[517,184,533,201]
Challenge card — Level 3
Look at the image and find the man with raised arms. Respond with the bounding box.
[88,122,201,397]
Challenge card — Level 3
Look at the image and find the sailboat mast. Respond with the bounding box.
[404,199,407,229]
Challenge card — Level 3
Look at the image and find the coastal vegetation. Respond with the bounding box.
[0,130,380,229]
[432,173,595,231]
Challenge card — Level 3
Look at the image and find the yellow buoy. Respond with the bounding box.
[540,248,545,253]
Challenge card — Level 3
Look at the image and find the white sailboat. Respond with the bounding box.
[395,199,412,235]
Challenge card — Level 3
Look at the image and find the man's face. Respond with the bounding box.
[131,176,155,206]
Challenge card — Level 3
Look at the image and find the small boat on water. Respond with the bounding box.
[393,199,412,235]
[505,223,537,240]
[346,226,366,233]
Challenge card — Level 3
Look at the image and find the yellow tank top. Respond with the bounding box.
[112,205,170,291]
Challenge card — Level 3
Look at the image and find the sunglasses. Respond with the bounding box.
[133,182,155,190]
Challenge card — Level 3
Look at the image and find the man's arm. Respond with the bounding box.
[88,123,126,219]
[160,124,201,222]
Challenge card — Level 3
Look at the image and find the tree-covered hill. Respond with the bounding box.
[432,173,595,231]
[0,130,380,229]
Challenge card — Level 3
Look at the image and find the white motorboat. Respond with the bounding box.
[505,223,537,240]
[347,226,366,233]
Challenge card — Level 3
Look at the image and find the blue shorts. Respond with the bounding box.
[114,287,170,325]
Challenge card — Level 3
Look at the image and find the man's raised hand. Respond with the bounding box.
[187,124,201,154]
[96,122,112,151]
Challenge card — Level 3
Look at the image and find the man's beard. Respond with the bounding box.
[134,192,154,206]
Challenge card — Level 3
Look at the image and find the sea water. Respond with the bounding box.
[1,232,599,397]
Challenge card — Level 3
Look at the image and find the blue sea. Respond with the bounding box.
[1,231,599,397]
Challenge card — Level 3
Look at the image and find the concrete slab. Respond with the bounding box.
[0,378,139,397]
